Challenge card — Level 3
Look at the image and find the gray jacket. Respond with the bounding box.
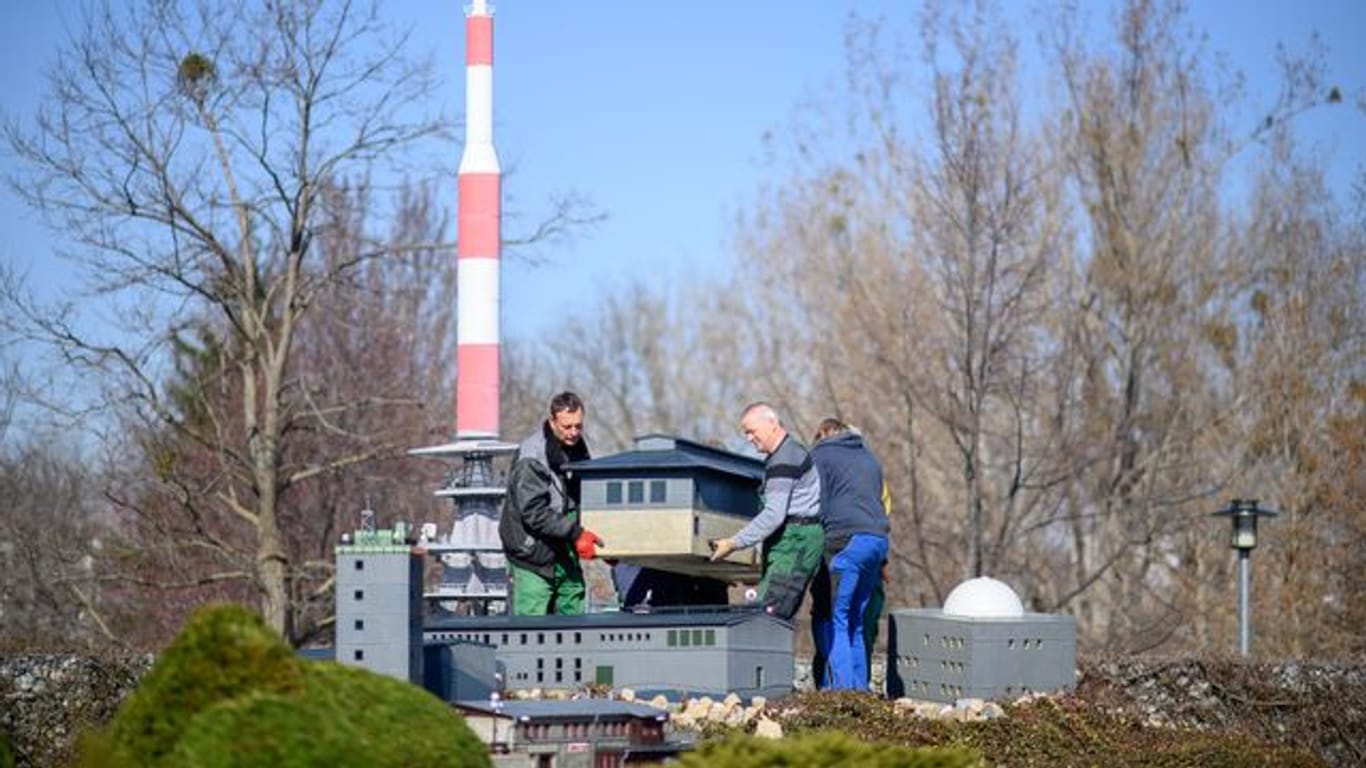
[498,426,586,578]
[732,434,821,550]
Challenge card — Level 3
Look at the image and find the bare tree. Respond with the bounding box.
[715,0,1356,654]
[1218,144,1366,657]
[0,355,109,650]
[514,281,746,452]
[2,0,592,643]
[725,2,1071,610]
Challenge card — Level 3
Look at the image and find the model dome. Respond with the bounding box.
[942,576,1025,618]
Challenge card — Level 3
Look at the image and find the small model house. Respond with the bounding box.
[456,698,689,766]
[572,434,764,581]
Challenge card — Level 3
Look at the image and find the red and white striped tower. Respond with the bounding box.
[456,0,500,440]
[410,0,513,616]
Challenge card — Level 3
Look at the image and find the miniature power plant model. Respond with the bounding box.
[334,433,1076,706]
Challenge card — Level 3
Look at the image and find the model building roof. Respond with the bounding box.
[426,605,791,633]
[455,699,670,721]
[566,434,762,480]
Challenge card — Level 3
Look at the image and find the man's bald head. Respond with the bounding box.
[740,401,786,455]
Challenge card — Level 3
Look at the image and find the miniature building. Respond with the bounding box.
[334,523,425,685]
[424,638,499,703]
[456,699,689,767]
[573,434,764,581]
[886,578,1076,702]
[428,608,795,700]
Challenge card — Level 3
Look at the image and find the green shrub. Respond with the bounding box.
[170,664,489,768]
[677,731,981,768]
[81,602,491,768]
[95,603,304,765]
[0,728,13,768]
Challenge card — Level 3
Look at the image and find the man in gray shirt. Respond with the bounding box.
[710,402,824,619]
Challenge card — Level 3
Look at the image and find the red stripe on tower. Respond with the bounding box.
[456,0,500,439]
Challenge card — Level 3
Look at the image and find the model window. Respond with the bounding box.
[502,633,509,644]
[354,619,364,631]
[667,630,677,647]
[520,633,528,645]
[596,666,614,686]
[692,629,703,646]
[606,481,622,504]
[556,632,563,644]
[537,633,545,645]
[680,630,691,647]
[555,671,562,682]
[555,658,563,669]
[650,480,667,503]
[353,589,364,601]
[628,481,644,504]
[705,629,715,646]
[354,559,364,571]
[353,649,364,661]
[574,632,582,644]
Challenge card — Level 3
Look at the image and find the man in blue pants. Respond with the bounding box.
[809,418,890,690]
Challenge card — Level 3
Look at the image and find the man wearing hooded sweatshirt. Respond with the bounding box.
[499,391,605,615]
[808,418,891,690]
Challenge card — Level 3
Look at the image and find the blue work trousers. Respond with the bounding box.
[813,533,888,690]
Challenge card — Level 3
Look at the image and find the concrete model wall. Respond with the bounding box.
[335,545,424,684]
[427,610,794,699]
[887,608,1076,702]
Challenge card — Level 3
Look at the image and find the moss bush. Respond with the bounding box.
[678,730,980,768]
[91,602,304,765]
[767,691,1327,768]
[79,602,490,768]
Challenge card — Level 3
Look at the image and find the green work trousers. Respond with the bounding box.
[758,521,825,620]
[510,559,585,616]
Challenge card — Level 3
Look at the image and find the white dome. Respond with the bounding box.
[942,577,1025,618]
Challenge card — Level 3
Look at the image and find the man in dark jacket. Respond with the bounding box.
[499,391,605,615]
[808,418,890,690]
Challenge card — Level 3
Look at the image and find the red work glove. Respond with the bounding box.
[575,529,605,561]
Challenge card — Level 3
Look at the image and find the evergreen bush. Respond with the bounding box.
[79,602,490,768]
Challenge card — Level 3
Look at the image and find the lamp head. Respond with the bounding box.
[1212,498,1278,551]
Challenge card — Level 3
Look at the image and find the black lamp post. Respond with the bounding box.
[1211,498,1278,656]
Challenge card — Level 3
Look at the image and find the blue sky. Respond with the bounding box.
[2,0,1363,347]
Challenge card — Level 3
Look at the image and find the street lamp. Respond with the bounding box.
[1211,498,1278,656]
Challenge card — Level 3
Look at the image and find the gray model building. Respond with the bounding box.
[334,519,425,683]
[574,434,765,581]
[887,577,1076,703]
[335,507,796,702]
[427,608,795,699]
